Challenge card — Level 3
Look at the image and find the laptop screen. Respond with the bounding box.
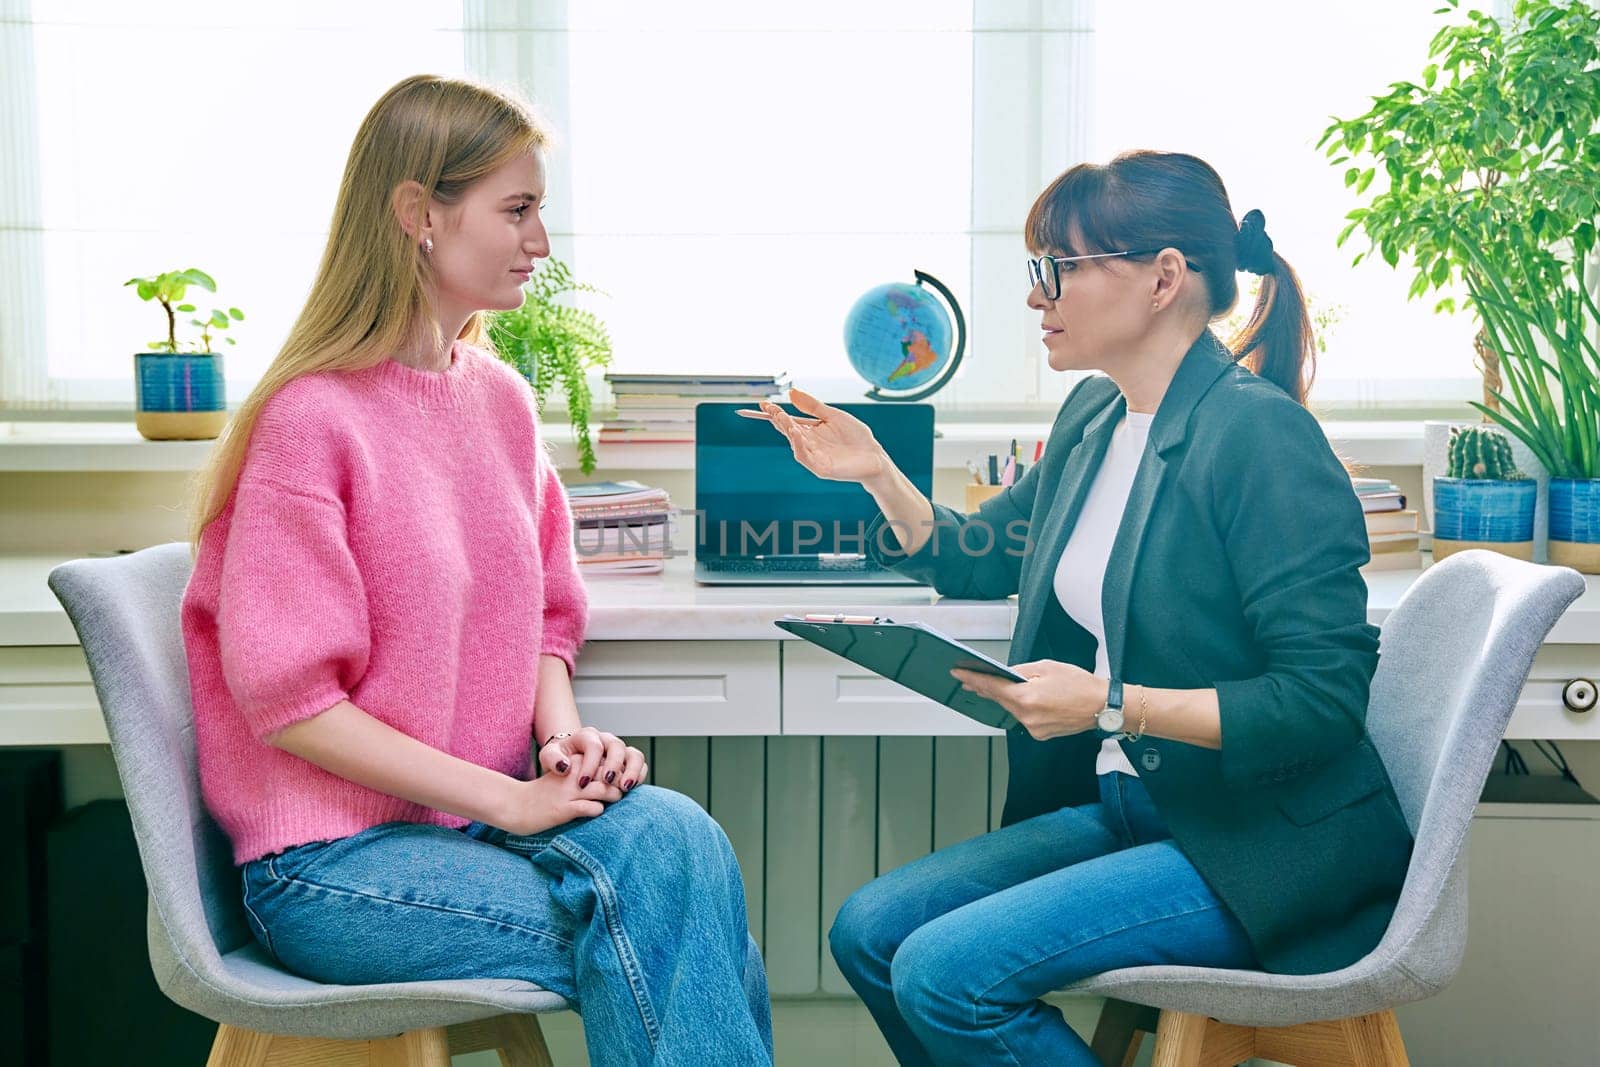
[694,402,935,559]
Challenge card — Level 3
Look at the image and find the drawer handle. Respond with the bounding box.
[1562,678,1597,713]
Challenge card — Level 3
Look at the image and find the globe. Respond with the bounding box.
[843,271,966,401]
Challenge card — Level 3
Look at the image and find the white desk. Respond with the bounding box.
[8,547,1600,1051]
[5,551,1600,743]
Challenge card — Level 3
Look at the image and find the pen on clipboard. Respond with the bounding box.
[802,613,893,624]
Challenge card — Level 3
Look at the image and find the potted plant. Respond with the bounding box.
[1319,0,1600,562]
[1433,425,1535,560]
[488,257,613,474]
[125,267,244,441]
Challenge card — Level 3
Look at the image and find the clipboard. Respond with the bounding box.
[774,614,1023,731]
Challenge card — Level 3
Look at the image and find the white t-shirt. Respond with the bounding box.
[1051,409,1155,777]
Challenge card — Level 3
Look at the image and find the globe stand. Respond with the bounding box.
[862,270,966,403]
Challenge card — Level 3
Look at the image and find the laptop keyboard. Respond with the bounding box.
[701,557,881,573]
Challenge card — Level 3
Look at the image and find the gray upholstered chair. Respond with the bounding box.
[49,543,569,1067]
[1072,549,1586,1067]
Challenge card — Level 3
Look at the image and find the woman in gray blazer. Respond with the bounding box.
[750,150,1412,1066]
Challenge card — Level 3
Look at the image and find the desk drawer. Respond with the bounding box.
[1506,644,1600,740]
[573,641,779,736]
[780,640,1011,736]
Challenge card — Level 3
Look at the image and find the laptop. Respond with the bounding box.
[693,401,935,585]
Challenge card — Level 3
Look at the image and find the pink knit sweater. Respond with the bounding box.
[181,341,589,864]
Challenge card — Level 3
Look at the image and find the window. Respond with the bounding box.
[2,1,465,410]
[3,1,1499,417]
[482,1,983,410]
[1091,0,1485,415]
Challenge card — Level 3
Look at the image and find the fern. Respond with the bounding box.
[488,258,613,474]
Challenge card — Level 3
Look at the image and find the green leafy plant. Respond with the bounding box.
[1319,0,1600,474]
[1218,279,1346,356]
[488,258,614,474]
[1446,424,1524,479]
[1458,242,1600,477]
[124,267,245,353]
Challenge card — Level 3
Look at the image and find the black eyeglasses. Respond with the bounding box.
[1027,250,1202,300]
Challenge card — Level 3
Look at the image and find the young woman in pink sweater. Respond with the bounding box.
[179,74,772,1066]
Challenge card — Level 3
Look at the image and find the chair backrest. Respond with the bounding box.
[48,544,251,979]
[1364,549,1584,987]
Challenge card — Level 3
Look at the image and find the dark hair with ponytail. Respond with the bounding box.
[1024,150,1316,406]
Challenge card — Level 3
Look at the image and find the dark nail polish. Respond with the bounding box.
[555,761,569,774]
[623,780,635,790]
[606,771,617,784]
[579,776,591,788]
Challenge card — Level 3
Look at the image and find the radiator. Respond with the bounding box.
[624,736,1010,996]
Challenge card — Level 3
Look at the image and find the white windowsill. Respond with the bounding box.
[0,418,1426,473]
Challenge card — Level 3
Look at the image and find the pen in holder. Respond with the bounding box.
[965,482,1005,512]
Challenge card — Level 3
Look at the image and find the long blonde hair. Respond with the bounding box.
[187,74,549,548]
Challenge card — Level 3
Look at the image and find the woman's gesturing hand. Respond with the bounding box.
[950,660,1109,741]
[738,387,891,484]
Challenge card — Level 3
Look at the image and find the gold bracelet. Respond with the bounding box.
[1121,685,1149,741]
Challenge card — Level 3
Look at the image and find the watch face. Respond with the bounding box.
[1097,706,1124,733]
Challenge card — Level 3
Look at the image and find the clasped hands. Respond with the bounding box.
[502,726,650,835]
[539,725,647,800]
[950,659,1111,741]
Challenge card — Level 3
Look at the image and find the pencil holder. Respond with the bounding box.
[965,483,1005,512]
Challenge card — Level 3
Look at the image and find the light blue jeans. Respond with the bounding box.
[240,785,773,1066]
[829,772,1259,1065]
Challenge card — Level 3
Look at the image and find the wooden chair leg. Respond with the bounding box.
[206,1014,553,1067]
[1149,1008,1410,1067]
[491,1013,557,1067]
[208,1021,486,1067]
[1091,997,1160,1067]
[1338,1011,1410,1067]
[1151,1011,1212,1067]
[369,1026,452,1067]
[1151,1010,1256,1067]
[205,1024,274,1067]
[447,1012,558,1067]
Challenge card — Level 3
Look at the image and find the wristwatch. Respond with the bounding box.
[1096,678,1125,734]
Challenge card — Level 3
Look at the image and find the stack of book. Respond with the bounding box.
[1353,477,1422,571]
[1352,476,1407,515]
[566,480,674,576]
[601,372,791,445]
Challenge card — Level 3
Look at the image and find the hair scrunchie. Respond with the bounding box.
[1235,209,1275,275]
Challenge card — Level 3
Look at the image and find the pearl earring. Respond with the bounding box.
[1152,300,1160,311]
[422,237,434,255]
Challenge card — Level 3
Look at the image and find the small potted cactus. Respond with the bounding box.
[1431,425,1536,561]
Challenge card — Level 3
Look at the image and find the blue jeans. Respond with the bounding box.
[240,785,773,1066]
[829,772,1259,1065]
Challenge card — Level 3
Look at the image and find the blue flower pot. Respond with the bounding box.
[1548,477,1600,572]
[1431,477,1535,561]
[133,352,228,440]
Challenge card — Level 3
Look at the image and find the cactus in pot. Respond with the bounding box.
[1446,425,1523,481]
[1433,425,1534,560]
